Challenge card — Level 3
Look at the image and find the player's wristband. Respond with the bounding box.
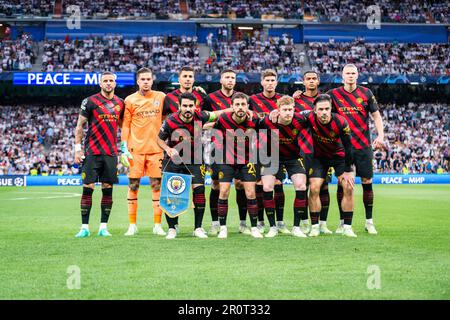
[75,144,82,152]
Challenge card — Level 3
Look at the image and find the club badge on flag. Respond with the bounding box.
[160,172,192,218]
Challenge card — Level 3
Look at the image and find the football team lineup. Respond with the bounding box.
[1,184,449,299]
[72,65,385,240]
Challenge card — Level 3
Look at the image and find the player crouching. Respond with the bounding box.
[157,92,219,239]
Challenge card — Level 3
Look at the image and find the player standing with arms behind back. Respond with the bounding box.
[121,68,167,236]
[327,64,385,235]
[74,72,124,238]
[162,66,207,115]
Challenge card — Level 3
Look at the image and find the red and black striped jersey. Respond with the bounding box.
[327,85,379,150]
[294,93,318,155]
[212,113,260,165]
[80,93,124,156]
[249,92,282,118]
[159,110,210,162]
[303,110,353,171]
[162,88,206,116]
[294,92,317,113]
[202,90,235,111]
[259,114,306,161]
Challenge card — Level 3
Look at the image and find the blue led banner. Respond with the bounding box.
[2,174,449,187]
[13,72,135,86]
[8,72,450,85]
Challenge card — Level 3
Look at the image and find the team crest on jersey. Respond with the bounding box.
[218,171,224,179]
[309,168,313,176]
[292,129,299,135]
[81,172,86,180]
[114,105,121,112]
[356,97,364,104]
[154,101,161,107]
[343,126,351,135]
[330,131,336,138]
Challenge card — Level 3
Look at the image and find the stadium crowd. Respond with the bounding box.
[1,0,447,23]
[189,0,303,19]
[0,33,36,71]
[307,40,449,76]
[0,0,53,17]
[0,105,80,176]
[304,0,448,23]
[1,103,448,176]
[62,0,181,19]
[205,33,306,74]
[372,103,449,174]
[41,34,200,73]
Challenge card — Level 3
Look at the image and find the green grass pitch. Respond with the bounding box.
[0,185,449,300]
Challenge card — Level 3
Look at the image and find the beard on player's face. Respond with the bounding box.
[181,107,194,119]
[223,83,235,90]
[235,109,246,118]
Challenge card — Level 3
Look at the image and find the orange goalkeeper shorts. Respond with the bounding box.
[128,152,163,179]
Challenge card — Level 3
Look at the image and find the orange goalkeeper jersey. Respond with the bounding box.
[122,90,166,154]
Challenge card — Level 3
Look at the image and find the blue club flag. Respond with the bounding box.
[160,172,192,218]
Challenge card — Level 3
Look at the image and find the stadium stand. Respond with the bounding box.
[0,0,447,23]
[62,0,181,19]
[372,103,449,174]
[188,0,303,19]
[1,103,447,175]
[205,34,305,74]
[0,0,53,17]
[0,33,36,71]
[0,105,82,175]
[303,0,448,23]
[41,35,200,72]
[307,40,449,76]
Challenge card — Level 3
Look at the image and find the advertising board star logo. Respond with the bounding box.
[14,177,24,186]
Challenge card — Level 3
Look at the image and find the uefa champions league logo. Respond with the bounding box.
[167,176,186,195]
[14,177,24,187]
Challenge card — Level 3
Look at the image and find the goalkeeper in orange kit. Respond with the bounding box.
[120,67,167,236]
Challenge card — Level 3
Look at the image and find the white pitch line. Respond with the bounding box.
[6,192,81,201]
